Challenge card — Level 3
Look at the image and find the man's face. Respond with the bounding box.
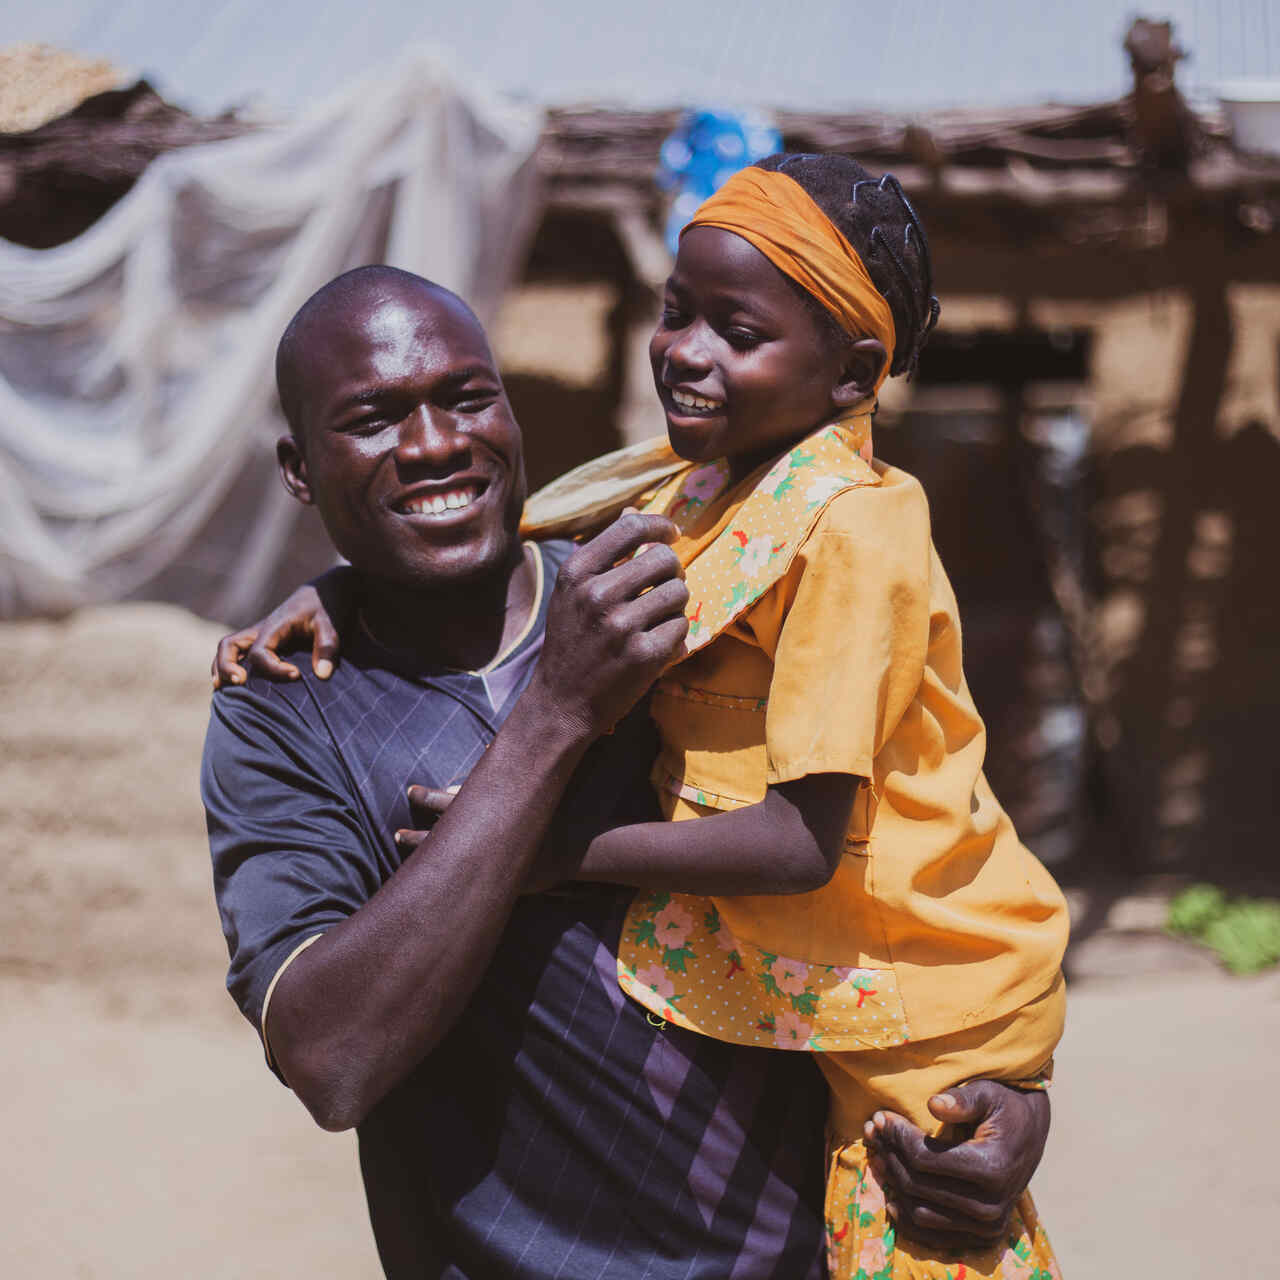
[279,285,526,593]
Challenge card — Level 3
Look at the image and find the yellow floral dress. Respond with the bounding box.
[524,410,1069,1278]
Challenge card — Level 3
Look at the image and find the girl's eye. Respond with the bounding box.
[724,328,763,350]
[660,305,687,328]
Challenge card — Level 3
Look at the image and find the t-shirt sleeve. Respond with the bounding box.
[202,683,384,1058]
[748,475,933,785]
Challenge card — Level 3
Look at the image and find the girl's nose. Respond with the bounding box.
[664,320,714,375]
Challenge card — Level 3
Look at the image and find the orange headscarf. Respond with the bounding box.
[683,166,896,391]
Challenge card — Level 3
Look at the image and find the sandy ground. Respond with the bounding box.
[2,604,1277,1278]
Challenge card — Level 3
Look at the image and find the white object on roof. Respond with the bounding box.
[1218,79,1280,156]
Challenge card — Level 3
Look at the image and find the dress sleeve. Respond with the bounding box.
[201,683,383,1067]
[748,475,934,785]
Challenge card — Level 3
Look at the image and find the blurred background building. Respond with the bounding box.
[2,4,1278,888]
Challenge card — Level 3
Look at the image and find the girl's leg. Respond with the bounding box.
[824,1139,1060,1279]
[820,983,1066,1279]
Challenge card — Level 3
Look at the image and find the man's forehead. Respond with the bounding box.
[323,286,493,374]
[293,289,491,404]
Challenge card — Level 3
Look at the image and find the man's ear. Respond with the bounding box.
[277,434,313,505]
[832,338,887,407]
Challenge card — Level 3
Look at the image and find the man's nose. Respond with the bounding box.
[395,406,469,466]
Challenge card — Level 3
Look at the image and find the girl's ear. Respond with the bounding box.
[832,338,887,407]
[277,435,314,505]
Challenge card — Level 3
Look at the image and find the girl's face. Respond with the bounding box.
[649,226,867,478]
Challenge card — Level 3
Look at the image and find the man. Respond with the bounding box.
[204,266,1051,1277]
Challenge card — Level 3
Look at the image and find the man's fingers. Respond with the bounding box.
[928,1089,974,1124]
[572,512,680,575]
[880,1211,1006,1254]
[872,1110,1002,1191]
[394,828,429,854]
[871,1137,1001,1221]
[593,541,686,604]
[212,630,257,688]
[866,1085,1047,1251]
[612,577,690,635]
[631,613,690,664]
[898,1196,1012,1241]
[928,1080,1007,1128]
[872,1148,1010,1249]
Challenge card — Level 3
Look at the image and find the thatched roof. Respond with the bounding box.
[0,44,126,134]
[537,91,1280,299]
[542,96,1279,219]
[5,19,1278,278]
[0,79,253,248]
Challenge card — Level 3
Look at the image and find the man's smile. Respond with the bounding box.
[391,479,490,521]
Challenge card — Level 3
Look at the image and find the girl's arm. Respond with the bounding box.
[401,762,859,898]
[566,772,859,895]
[212,566,354,687]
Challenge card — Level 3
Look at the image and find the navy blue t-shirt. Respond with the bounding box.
[203,540,829,1278]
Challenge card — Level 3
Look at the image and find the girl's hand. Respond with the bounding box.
[212,582,343,688]
[393,785,456,855]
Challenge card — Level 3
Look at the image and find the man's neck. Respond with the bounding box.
[359,543,538,671]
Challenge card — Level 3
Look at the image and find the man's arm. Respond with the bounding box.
[241,515,687,1132]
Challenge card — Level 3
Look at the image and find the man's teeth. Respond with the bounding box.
[671,389,723,411]
[402,488,476,515]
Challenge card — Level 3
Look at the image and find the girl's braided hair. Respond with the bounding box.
[753,152,941,379]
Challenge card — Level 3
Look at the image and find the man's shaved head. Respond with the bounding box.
[271,263,526,598]
[276,265,477,441]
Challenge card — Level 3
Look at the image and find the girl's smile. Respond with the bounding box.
[649,225,878,481]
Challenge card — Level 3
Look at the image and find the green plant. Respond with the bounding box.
[1166,884,1280,975]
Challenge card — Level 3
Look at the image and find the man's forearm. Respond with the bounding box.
[263,511,690,1130]
[267,684,593,1131]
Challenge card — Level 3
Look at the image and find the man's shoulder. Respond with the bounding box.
[202,672,336,798]
[208,662,328,738]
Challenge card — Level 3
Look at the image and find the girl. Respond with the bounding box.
[222,154,1068,1280]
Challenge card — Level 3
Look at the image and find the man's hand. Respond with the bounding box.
[532,510,688,739]
[864,1081,1050,1251]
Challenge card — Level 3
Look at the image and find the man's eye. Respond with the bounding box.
[341,414,389,435]
[452,388,500,412]
[660,306,687,328]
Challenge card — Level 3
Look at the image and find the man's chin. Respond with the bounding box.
[363,531,523,595]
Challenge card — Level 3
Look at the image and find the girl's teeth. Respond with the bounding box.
[672,390,722,411]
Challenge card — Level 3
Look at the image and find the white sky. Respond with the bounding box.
[4,0,1277,119]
